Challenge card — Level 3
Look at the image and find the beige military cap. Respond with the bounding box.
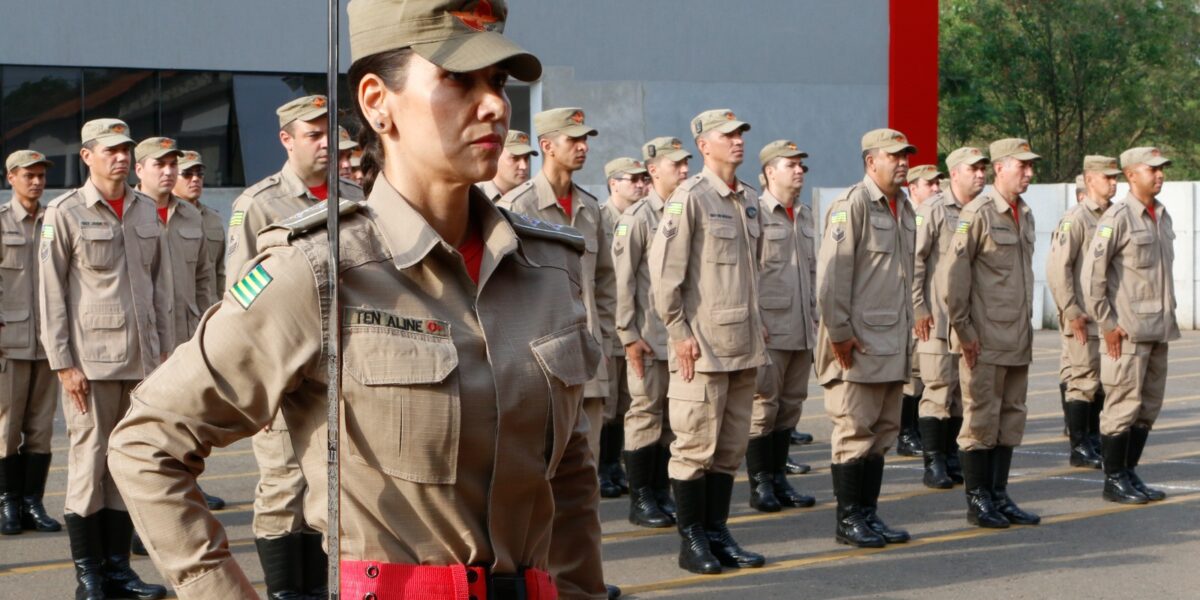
[945,146,989,170]
[504,129,538,156]
[759,139,808,166]
[906,164,943,184]
[338,126,360,151]
[277,95,329,129]
[82,118,135,147]
[178,150,205,171]
[604,157,648,180]
[350,153,363,168]
[1120,147,1172,169]
[989,138,1041,162]
[643,136,691,162]
[861,128,916,154]
[135,137,184,163]
[534,107,597,138]
[1075,174,1085,188]
[1082,155,1121,176]
[691,109,750,139]
[5,149,54,172]
[348,0,541,81]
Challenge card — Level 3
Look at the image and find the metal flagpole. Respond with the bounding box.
[324,0,342,597]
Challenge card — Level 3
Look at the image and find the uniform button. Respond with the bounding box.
[466,570,478,583]
[366,565,379,578]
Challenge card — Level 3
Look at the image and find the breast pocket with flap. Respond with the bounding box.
[531,322,598,478]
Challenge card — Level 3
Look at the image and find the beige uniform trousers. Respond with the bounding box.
[751,349,812,437]
[0,359,57,457]
[903,342,924,398]
[824,381,902,463]
[1059,339,1071,383]
[957,361,1029,450]
[63,380,135,516]
[584,395,604,464]
[1062,336,1101,403]
[604,356,632,423]
[916,351,962,419]
[624,358,672,451]
[1100,341,1167,435]
[668,369,756,480]
[251,421,308,537]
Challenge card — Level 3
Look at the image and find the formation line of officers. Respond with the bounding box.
[0,1,1180,599]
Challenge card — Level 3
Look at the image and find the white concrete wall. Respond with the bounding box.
[813,182,1198,330]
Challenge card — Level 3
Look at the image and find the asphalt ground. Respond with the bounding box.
[3,330,1198,598]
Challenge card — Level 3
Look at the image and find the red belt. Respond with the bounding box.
[340,561,557,600]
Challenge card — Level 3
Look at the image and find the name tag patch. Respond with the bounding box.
[345,307,451,338]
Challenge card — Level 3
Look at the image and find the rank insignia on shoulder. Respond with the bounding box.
[955,219,971,233]
[230,264,273,310]
[830,211,848,224]
[915,215,924,226]
[831,227,845,243]
[41,225,54,240]
[666,202,684,215]
[615,224,629,236]
[1060,220,1072,232]
[229,211,246,227]
[1098,225,1113,239]
[1094,243,1105,258]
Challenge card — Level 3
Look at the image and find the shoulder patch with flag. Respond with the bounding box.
[829,210,848,224]
[229,211,246,227]
[615,224,629,236]
[1060,220,1072,233]
[41,225,54,240]
[915,215,924,226]
[955,219,971,233]
[666,202,684,215]
[230,264,273,309]
[1098,225,1113,239]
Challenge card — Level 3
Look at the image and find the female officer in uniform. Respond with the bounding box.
[108,1,607,599]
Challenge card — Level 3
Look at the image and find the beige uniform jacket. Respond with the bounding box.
[197,203,226,307]
[648,168,767,373]
[476,180,503,203]
[613,191,669,357]
[109,181,605,600]
[1081,194,1180,343]
[598,200,624,356]
[39,182,172,379]
[498,171,610,396]
[225,162,364,288]
[756,190,816,351]
[912,191,965,352]
[0,201,47,359]
[815,176,916,384]
[942,189,1035,366]
[1047,197,1107,337]
[160,197,214,347]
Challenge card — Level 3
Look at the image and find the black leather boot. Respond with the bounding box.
[896,395,923,456]
[130,531,149,556]
[960,450,1008,528]
[991,447,1039,525]
[300,531,328,599]
[771,429,814,507]
[671,477,721,575]
[0,455,22,535]
[606,584,622,599]
[791,430,814,445]
[19,453,60,532]
[919,418,952,489]
[100,509,168,599]
[745,435,781,512]
[705,473,765,568]
[1089,388,1104,455]
[862,454,909,543]
[65,513,107,600]
[785,457,811,474]
[1066,401,1102,469]
[653,444,676,519]
[945,417,964,484]
[598,425,622,499]
[1059,381,1069,436]
[199,485,227,511]
[1101,432,1148,504]
[625,447,673,528]
[1127,426,1166,501]
[830,459,885,547]
[256,533,308,599]
[609,425,629,495]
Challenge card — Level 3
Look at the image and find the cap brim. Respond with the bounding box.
[663,149,692,162]
[413,31,543,82]
[1145,157,1172,167]
[1010,151,1041,161]
[507,144,538,156]
[881,143,918,154]
[11,158,54,170]
[140,148,185,162]
[559,124,598,138]
[712,121,751,135]
[1092,168,1122,176]
[338,141,360,151]
[92,135,135,148]
[178,161,204,170]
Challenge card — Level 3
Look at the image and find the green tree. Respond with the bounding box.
[940,0,1200,181]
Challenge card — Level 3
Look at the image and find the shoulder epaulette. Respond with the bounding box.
[500,207,585,252]
[738,178,758,193]
[338,178,365,200]
[273,198,360,239]
[244,174,283,198]
[46,189,79,209]
[677,174,704,193]
[574,184,597,201]
[0,203,9,214]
